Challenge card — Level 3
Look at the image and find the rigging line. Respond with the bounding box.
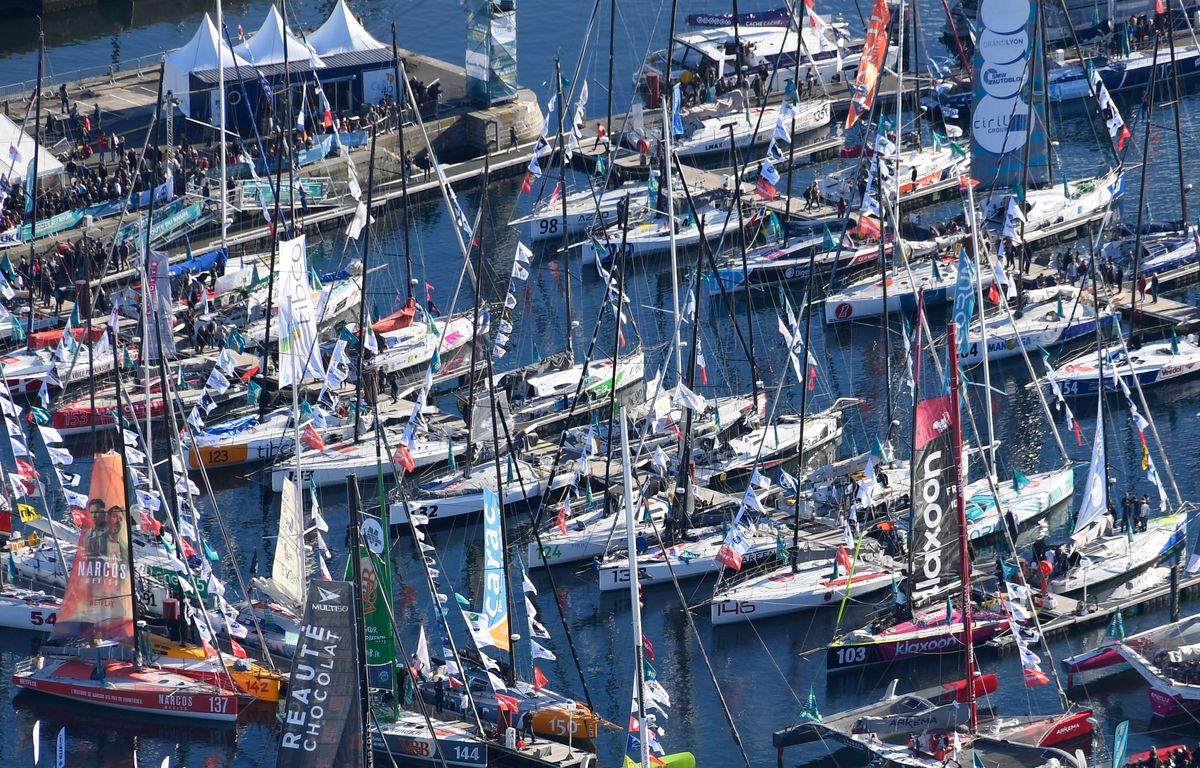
[347,474,454,768]
[639,473,753,768]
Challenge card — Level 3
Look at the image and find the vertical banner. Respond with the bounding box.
[1112,721,1130,768]
[276,580,362,768]
[146,250,177,360]
[48,452,133,645]
[347,514,397,686]
[277,234,326,387]
[909,395,961,603]
[971,0,1047,191]
[845,0,891,129]
[481,488,510,651]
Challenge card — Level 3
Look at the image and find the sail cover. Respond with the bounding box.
[909,395,961,604]
[276,579,362,767]
[146,250,177,360]
[48,452,133,645]
[970,0,1049,191]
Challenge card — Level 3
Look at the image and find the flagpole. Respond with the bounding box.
[352,98,380,444]
[142,65,167,503]
[554,57,575,363]
[27,22,42,353]
[965,174,996,477]
[217,0,227,252]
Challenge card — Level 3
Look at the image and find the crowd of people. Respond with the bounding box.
[1128,747,1199,768]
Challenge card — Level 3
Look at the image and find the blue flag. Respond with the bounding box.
[1112,721,1130,768]
[671,83,684,137]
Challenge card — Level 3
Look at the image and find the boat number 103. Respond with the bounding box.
[834,646,868,665]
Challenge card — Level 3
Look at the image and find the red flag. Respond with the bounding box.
[1023,668,1050,687]
[533,666,548,691]
[83,116,91,133]
[301,424,325,451]
[394,443,416,472]
[495,692,521,713]
[240,365,260,384]
[642,635,655,662]
[139,510,162,535]
[715,544,743,571]
[1072,420,1083,446]
[808,365,817,391]
[836,544,853,572]
[1156,0,1165,13]
[1117,125,1132,151]
[322,109,333,129]
[855,215,881,239]
[988,283,1001,305]
[754,176,777,200]
[556,500,568,535]
[70,507,88,527]
[230,639,248,659]
[548,182,562,209]
[958,175,980,190]
[180,537,197,558]
[697,342,708,385]
[521,171,534,194]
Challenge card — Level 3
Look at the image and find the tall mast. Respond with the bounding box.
[554,57,574,362]
[352,107,380,444]
[217,0,228,251]
[606,0,616,142]
[1128,26,1161,338]
[260,0,292,404]
[391,27,414,301]
[947,322,976,734]
[27,24,43,353]
[877,152,893,430]
[142,65,167,500]
[1165,2,1188,226]
[109,327,143,669]
[726,124,758,408]
[731,0,744,80]
[966,176,996,474]
[282,0,296,229]
[782,3,803,246]
[619,410,650,768]
[663,98,683,384]
[346,477,374,767]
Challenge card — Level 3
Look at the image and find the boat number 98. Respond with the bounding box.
[537,219,559,234]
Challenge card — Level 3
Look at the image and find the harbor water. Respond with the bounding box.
[0,0,1198,765]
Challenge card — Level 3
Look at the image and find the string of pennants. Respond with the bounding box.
[492,242,531,361]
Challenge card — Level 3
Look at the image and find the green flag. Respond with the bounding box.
[226,328,246,352]
[822,225,836,250]
[10,316,24,342]
[30,406,50,425]
[247,380,262,405]
[950,141,967,158]
[595,155,606,177]
[1013,469,1031,492]
[343,523,397,673]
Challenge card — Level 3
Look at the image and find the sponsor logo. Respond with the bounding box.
[834,303,854,320]
[895,634,960,656]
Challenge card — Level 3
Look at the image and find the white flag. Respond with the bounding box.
[672,383,708,412]
[1071,397,1108,538]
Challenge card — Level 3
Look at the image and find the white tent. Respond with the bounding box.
[306,0,386,56]
[234,5,325,69]
[164,13,252,117]
[0,113,63,182]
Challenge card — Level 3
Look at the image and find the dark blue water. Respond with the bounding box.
[1,1,1199,765]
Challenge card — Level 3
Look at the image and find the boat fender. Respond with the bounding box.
[580,756,595,768]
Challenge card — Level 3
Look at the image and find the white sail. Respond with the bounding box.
[1072,396,1108,539]
[277,234,326,386]
[254,479,306,613]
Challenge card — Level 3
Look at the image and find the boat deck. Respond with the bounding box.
[988,572,1200,647]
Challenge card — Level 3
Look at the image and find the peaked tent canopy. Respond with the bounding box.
[0,113,64,182]
[306,0,386,56]
[234,4,325,69]
[164,12,253,117]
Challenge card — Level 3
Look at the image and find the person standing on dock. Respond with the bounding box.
[58,83,69,115]
[1138,274,1148,301]
[1151,273,1160,303]
[1121,492,1134,533]
[1138,496,1150,532]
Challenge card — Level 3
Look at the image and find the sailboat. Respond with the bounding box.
[958,285,1116,367]
[12,452,240,721]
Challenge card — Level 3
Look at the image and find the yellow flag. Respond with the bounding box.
[17,503,40,522]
